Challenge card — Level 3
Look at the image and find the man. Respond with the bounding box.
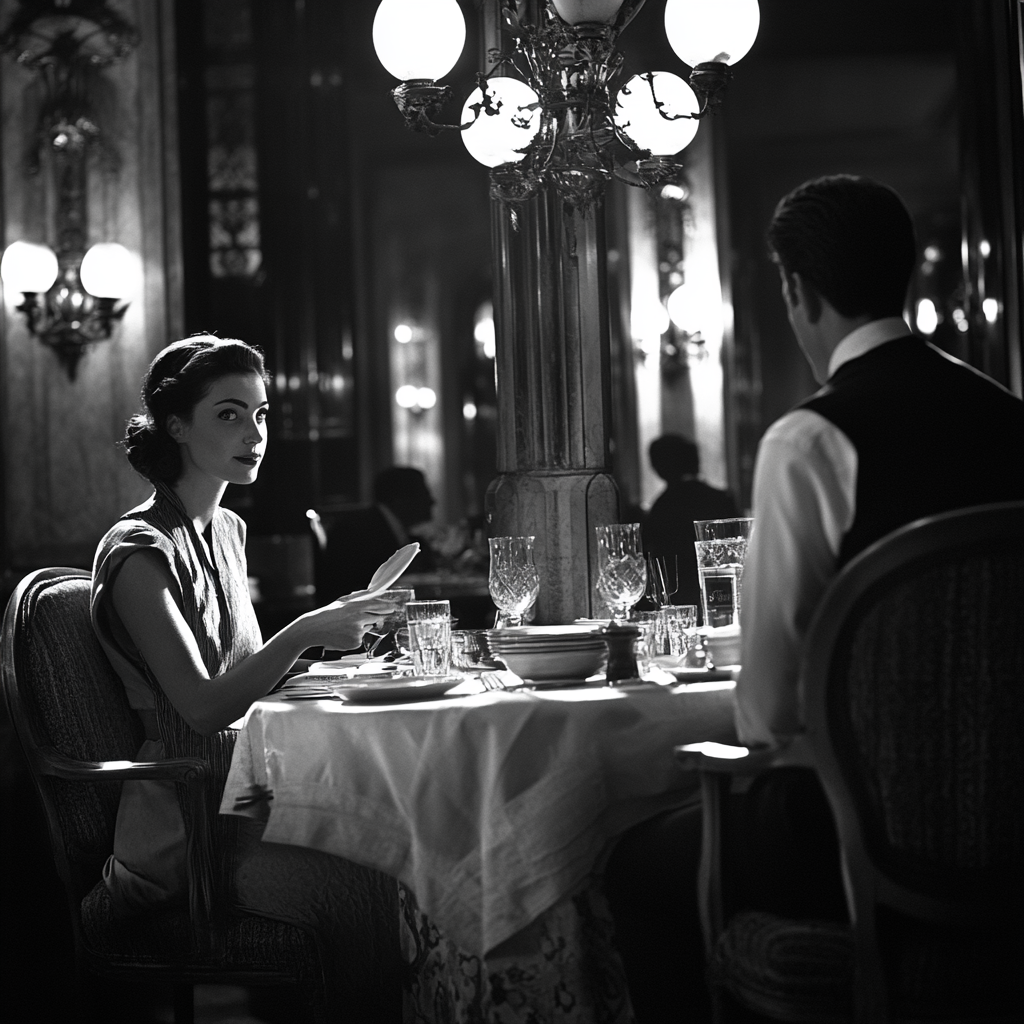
[605,176,1023,1022]
[738,174,1024,747]
[644,434,739,613]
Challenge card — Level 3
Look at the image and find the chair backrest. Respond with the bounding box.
[1,568,143,904]
[803,501,1024,923]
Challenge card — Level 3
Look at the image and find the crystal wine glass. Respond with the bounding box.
[595,523,647,623]
[488,536,540,628]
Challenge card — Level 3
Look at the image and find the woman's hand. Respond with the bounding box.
[301,596,394,653]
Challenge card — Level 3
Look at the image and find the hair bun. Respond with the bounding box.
[121,414,181,482]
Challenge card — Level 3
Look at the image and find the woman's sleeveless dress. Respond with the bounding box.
[91,483,402,1020]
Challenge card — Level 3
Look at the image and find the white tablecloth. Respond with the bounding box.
[221,680,736,957]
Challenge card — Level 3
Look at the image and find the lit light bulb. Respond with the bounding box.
[416,386,437,409]
[631,300,670,340]
[461,78,542,167]
[396,384,419,408]
[372,0,466,81]
[394,323,413,343]
[664,0,760,67]
[0,240,59,294]
[80,243,134,299]
[614,72,700,155]
[915,298,938,335]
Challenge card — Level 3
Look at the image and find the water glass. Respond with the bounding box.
[488,536,540,628]
[595,523,647,622]
[361,588,415,657]
[406,600,452,676]
[658,604,698,657]
[693,518,754,628]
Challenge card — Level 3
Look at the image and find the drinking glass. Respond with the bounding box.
[595,523,647,623]
[405,600,452,676]
[361,588,415,657]
[488,536,540,628]
[658,604,698,657]
[644,554,680,608]
[693,518,754,628]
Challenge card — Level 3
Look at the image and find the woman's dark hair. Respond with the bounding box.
[121,335,268,483]
[766,175,916,320]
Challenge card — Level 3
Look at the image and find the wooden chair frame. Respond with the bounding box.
[2,568,327,1024]
[678,501,1024,1024]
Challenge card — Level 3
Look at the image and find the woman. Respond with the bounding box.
[91,335,401,1019]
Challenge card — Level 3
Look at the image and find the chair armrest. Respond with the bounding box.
[34,746,215,955]
[673,737,815,956]
[674,736,814,775]
[34,744,208,783]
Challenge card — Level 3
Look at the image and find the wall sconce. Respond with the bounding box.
[372,0,759,209]
[0,0,139,381]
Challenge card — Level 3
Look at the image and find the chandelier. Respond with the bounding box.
[372,0,759,209]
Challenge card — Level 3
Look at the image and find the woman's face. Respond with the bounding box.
[168,372,269,487]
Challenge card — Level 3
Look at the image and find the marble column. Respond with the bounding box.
[484,187,620,624]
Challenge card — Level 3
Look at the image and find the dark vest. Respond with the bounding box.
[800,337,1024,566]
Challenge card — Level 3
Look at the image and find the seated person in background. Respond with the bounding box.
[315,465,437,600]
[91,336,399,1020]
[644,434,739,613]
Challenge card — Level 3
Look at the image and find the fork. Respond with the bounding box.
[481,672,508,692]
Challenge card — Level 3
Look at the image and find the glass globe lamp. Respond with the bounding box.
[550,0,626,25]
[372,0,466,82]
[461,78,542,168]
[80,242,134,299]
[664,0,760,67]
[0,240,59,295]
[614,72,700,156]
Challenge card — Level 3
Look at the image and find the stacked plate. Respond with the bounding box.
[486,625,607,682]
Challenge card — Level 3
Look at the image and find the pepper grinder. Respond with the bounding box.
[601,623,641,684]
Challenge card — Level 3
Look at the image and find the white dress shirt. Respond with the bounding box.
[735,317,911,747]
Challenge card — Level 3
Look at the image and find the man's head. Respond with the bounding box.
[374,466,435,529]
[767,176,916,381]
[649,434,699,483]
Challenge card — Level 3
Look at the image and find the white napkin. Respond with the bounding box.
[341,542,420,602]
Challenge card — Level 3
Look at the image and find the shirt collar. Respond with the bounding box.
[828,316,912,378]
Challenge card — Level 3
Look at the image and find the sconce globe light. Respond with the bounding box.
[373,0,466,81]
[79,242,134,299]
[614,72,700,156]
[1,241,59,295]
[461,77,542,167]
[663,0,761,66]
[373,0,759,207]
[0,0,140,380]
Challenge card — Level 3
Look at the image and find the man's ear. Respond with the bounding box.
[789,272,823,324]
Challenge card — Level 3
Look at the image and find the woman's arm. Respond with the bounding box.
[112,549,391,736]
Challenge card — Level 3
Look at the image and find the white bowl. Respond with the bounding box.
[496,646,607,681]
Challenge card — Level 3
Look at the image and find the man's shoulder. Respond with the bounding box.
[761,408,842,452]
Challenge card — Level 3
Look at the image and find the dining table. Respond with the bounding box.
[220,665,738,1023]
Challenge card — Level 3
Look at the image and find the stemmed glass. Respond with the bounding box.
[361,588,415,657]
[643,554,679,609]
[488,536,540,629]
[595,523,647,623]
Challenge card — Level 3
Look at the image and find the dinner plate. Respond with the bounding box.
[329,676,461,703]
[306,658,399,674]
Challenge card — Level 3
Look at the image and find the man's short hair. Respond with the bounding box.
[766,175,916,319]
[374,466,427,505]
[649,434,699,480]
